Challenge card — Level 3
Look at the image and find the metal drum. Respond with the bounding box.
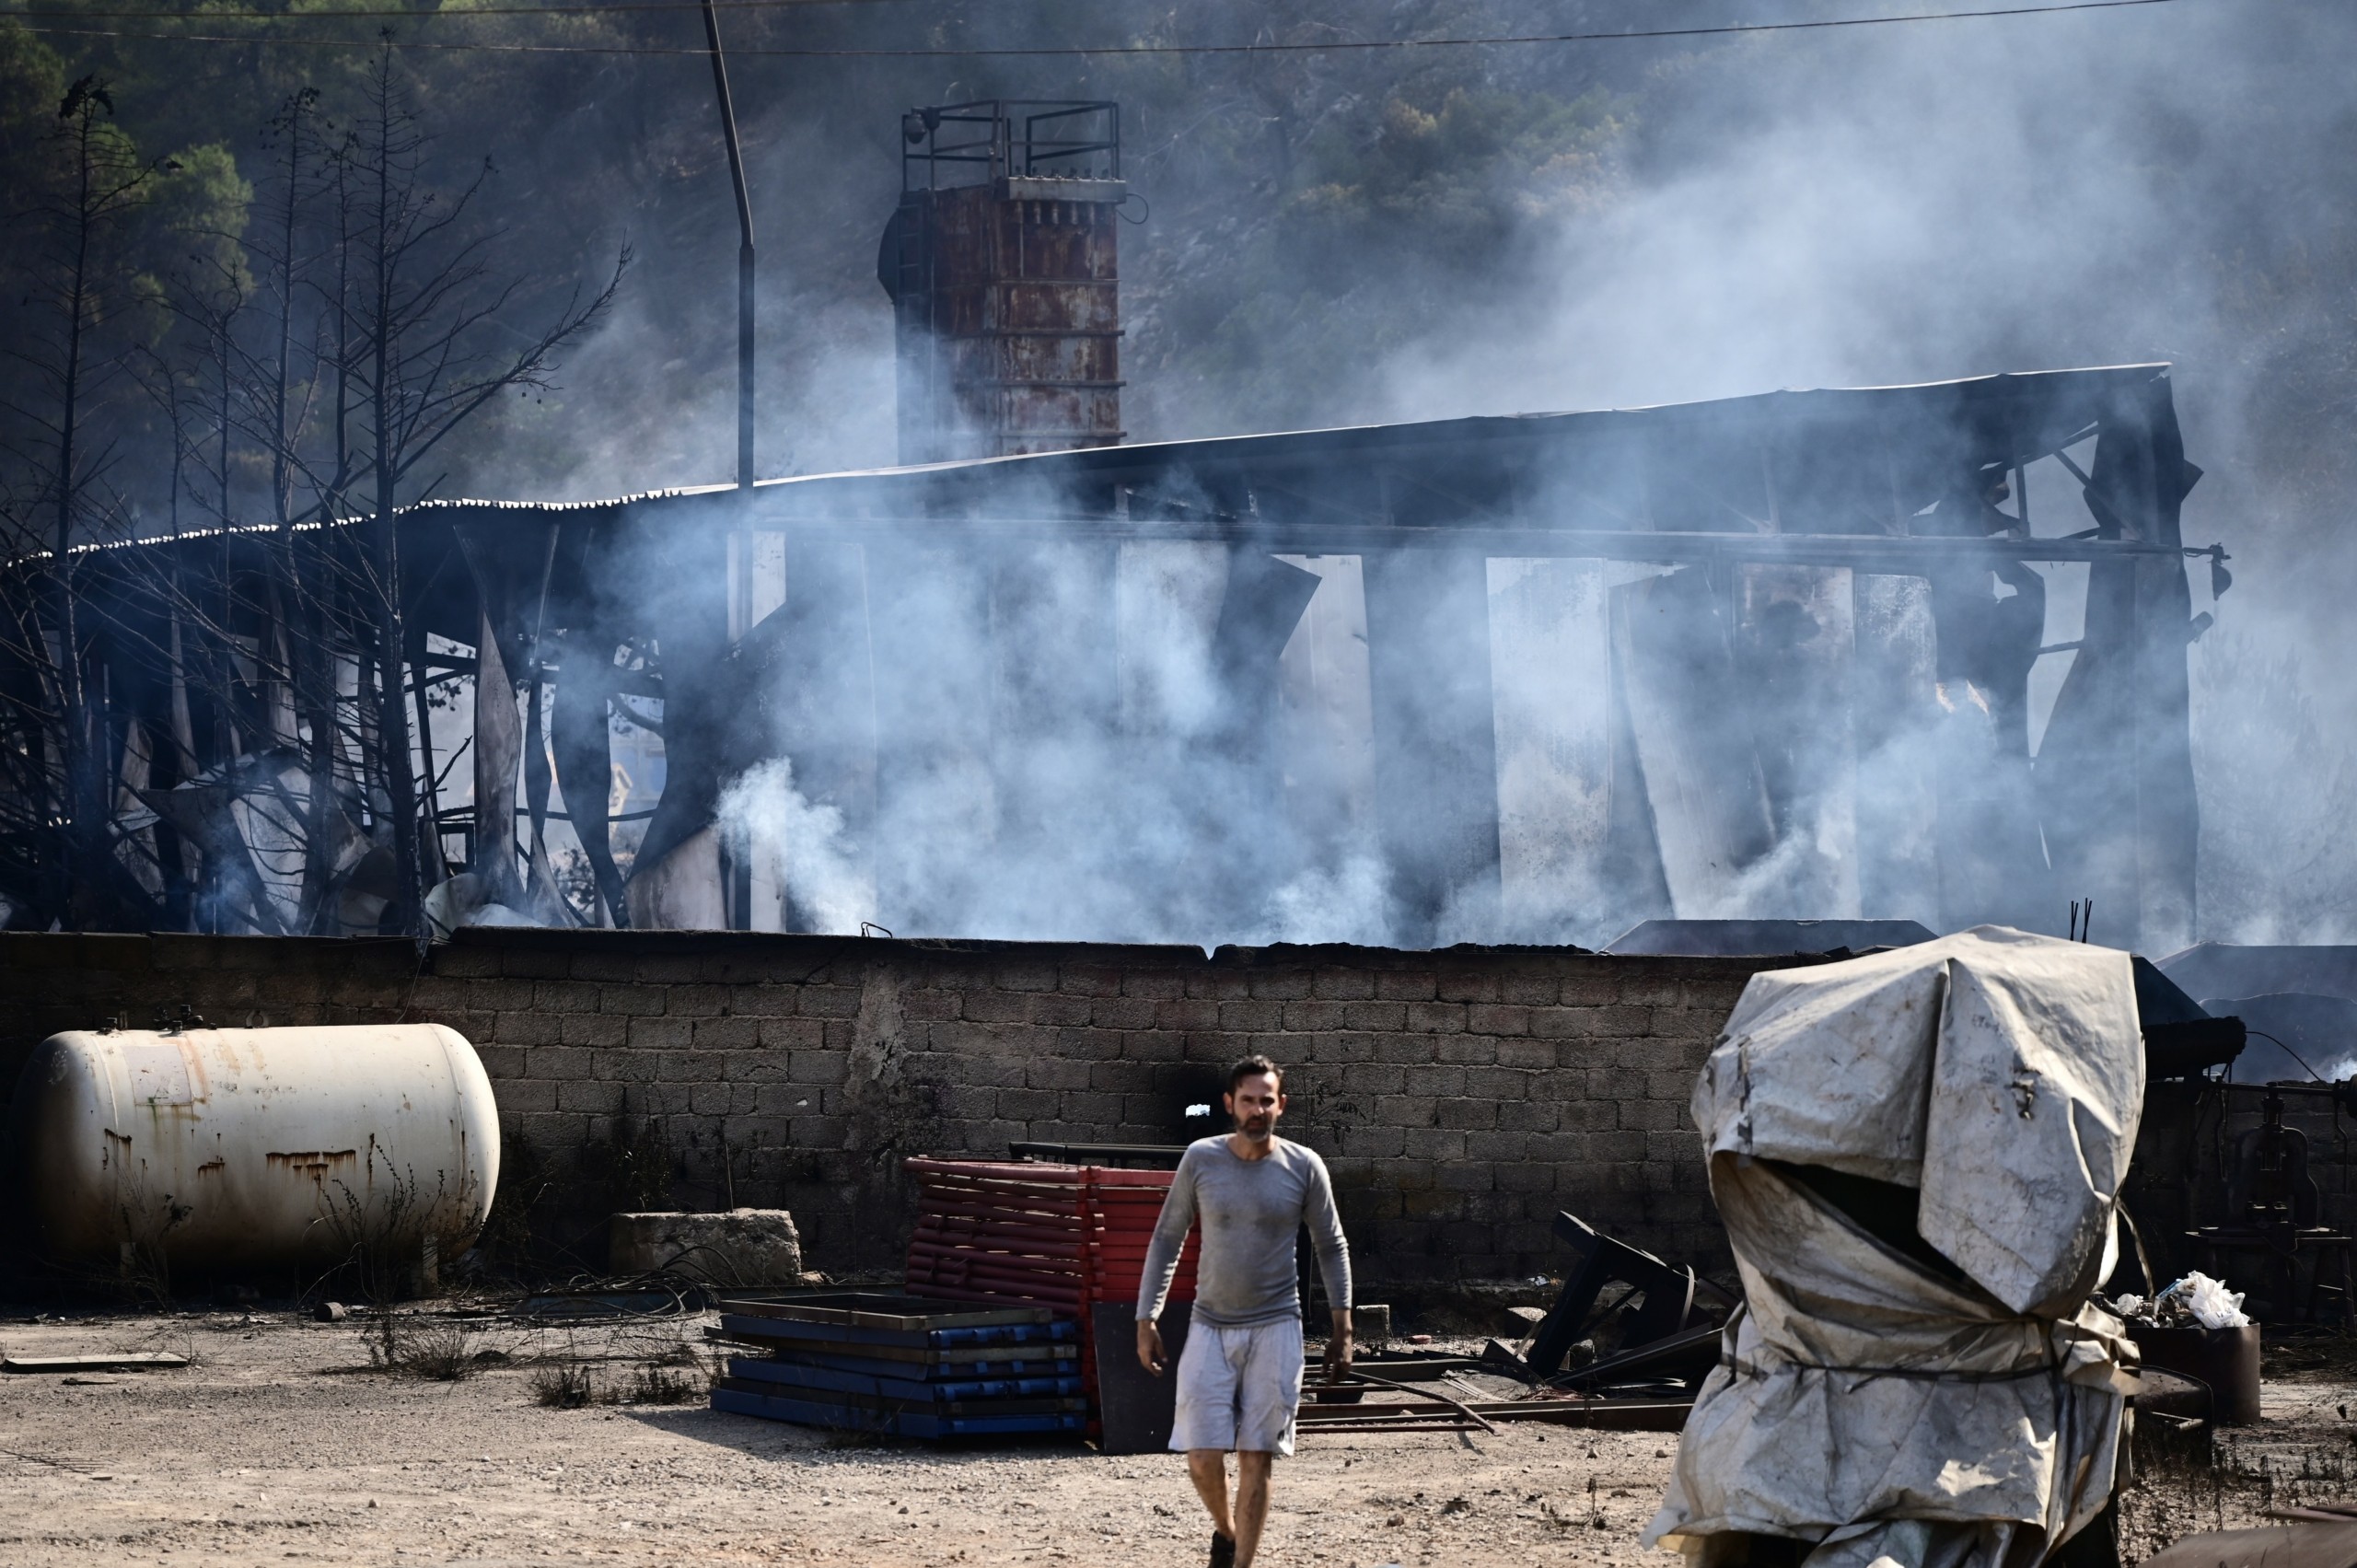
[5,1024,500,1276]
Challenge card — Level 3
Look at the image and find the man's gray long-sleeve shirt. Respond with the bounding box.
[1136,1136,1353,1328]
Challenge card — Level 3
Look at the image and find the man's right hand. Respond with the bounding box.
[1136,1318,1166,1376]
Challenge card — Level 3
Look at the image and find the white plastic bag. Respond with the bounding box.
[2177,1272,2251,1330]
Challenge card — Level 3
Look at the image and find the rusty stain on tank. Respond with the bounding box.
[267,1150,359,1184]
[195,1158,226,1178]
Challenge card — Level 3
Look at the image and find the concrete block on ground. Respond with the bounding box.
[607,1209,819,1286]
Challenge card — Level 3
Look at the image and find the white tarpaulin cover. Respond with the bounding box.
[1646,927,2144,1568]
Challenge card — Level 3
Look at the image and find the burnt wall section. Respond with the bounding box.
[0,933,1765,1284]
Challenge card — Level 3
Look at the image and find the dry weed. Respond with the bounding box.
[531,1361,598,1408]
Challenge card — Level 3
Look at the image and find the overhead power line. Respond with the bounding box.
[14,0,2194,56]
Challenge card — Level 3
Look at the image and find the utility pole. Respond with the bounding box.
[701,0,754,489]
[702,0,757,930]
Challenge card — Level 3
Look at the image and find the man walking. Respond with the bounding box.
[1136,1055,1353,1568]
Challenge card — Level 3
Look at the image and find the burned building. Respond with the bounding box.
[14,362,2216,955]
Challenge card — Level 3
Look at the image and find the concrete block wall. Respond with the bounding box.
[0,930,1779,1284]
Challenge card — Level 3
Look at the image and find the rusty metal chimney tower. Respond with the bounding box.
[878,101,1126,464]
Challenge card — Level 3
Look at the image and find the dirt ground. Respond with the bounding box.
[0,1306,2348,1568]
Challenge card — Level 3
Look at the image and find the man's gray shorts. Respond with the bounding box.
[1169,1317,1305,1457]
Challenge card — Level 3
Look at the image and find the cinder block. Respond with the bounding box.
[1493,1039,1555,1070]
[1589,1067,1648,1102]
[1245,970,1314,1000]
[599,984,665,1016]
[1464,1129,1528,1161]
[1081,996,1150,1031]
[1401,1064,1466,1098]
[1646,1130,1701,1163]
[487,1076,556,1113]
[797,985,863,1019]
[751,1082,812,1116]
[1183,970,1252,1000]
[1434,1098,1498,1131]
[1402,1001,1468,1035]
[959,990,1032,1025]
[1590,1130,1647,1163]
[1528,1006,1603,1041]
[484,1009,555,1048]
[1338,1001,1406,1033]
[1464,1004,1529,1037]
[1527,1132,1590,1165]
[992,962,1058,993]
[1025,1056,1094,1091]
[1399,1127,1468,1161]
[625,1016,694,1051]
[1143,998,1211,1032]
[461,977,536,1012]
[1434,970,1501,1005]
[1341,1124,1407,1158]
[1499,973,1562,1006]
[652,982,724,1018]
[405,976,472,1014]
[1026,993,1093,1028]
[788,1050,845,1086]
[1494,1161,1558,1194]
[1309,968,1376,1001]
[1609,973,1678,1009]
[656,1049,728,1084]
[1496,1099,1561,1133]
[560,1012,628,1047]
[1059,1090,1122,1123]
[530,980,600,1015]
[256,973,327,1008]
[1086,1059,1155,1094]
[1434,1159,1494,1192]
[1434,1035,1500,1066]
[524,1044,593,1081]
[995,1087,1060,1121]
[1375,970,1438,1002]
[1058,965,1123,997]
[1211,999,1279,1033]
[1462,1066,1529,1101]
[723,1052,793,1083]
[756,1016,825,1050]
[556,1078,626,1115]
[691,1016,759,1050]
[586,1048,658,1085]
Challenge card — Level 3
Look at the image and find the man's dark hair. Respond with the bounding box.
[1227,1054,1283,1093]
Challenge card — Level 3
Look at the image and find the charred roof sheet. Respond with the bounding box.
[403,362,2175,529]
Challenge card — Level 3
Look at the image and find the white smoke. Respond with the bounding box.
[716,757,873,935]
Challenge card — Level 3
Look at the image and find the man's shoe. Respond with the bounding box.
[1209,1529,1237,1568]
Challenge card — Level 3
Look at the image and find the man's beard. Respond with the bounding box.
[1237,1114,1274,1141]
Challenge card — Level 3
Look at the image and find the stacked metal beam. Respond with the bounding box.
[901,1157,1198,1423]
[713,1293,1086,1438]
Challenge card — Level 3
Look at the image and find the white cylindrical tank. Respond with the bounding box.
[6,1024,500,1273]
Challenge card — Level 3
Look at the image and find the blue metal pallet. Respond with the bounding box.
[713,1384,1087,1438]
[726,1355,1083,1403]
